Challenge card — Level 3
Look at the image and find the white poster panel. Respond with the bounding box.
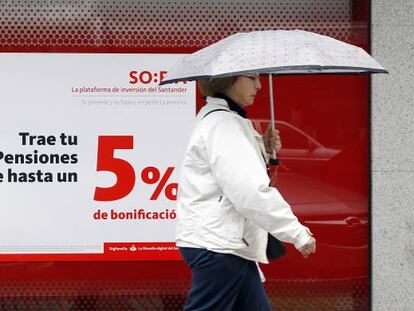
[0,53,195,261]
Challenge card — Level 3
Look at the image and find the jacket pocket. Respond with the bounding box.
[220,198,245,243]
[201,196,245,246]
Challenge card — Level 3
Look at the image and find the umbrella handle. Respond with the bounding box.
[268,74,279,166]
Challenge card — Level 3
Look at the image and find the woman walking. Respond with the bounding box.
[176,74,316,311]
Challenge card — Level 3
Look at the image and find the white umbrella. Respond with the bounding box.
[159,29,387,163]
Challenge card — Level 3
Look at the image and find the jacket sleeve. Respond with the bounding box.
[204,116,312,249]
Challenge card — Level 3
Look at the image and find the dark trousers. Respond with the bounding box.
[179,247,273,311]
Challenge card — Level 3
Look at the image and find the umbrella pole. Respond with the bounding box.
[268,74,278,165]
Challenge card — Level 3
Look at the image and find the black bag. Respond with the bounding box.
[266,233,286,260]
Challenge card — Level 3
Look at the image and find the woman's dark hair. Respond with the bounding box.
[198,77,238,97]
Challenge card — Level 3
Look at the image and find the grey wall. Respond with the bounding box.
[372,0,414,310]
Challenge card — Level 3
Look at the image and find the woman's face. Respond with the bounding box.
[225,74,262,107]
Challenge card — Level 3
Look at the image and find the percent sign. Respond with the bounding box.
[94,136,179,202]
[141,166,178,200]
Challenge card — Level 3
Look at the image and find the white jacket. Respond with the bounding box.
[176,96,312,264]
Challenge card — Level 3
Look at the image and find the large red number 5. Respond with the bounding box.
[94,136,135,201]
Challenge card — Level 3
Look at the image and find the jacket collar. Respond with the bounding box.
[215,93,247,118]
[205,95,247,119]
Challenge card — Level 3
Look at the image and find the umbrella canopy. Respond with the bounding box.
[159,30,387,164]
[159,29,387,85]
